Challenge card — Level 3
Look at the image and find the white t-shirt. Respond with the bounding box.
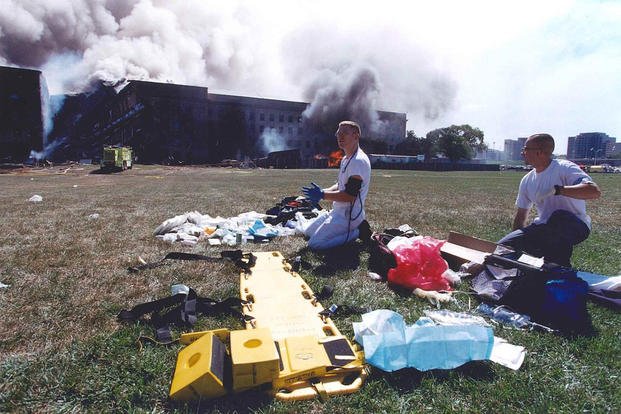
[332,147,371,225]
[516,159,594,228]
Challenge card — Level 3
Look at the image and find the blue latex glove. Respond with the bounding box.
[302,182,324,204]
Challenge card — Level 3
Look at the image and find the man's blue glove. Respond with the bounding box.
[302,182,324,204]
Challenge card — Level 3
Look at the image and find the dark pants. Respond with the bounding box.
[498,210,590,267]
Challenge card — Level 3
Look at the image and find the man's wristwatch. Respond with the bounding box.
[554,185,564,195]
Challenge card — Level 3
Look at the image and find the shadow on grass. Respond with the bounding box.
[297,241,367,277]
[167,389,273,414]
[375,361,496,393]
[89,167,119,174]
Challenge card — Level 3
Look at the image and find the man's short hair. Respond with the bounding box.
[529,133,555,154]
[339,121,361,136]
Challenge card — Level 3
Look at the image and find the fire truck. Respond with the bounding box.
[101,146,133,171]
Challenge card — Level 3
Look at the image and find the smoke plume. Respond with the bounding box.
[0,1,457,129]
[29,137,67,161]
[258,128,288,155]
[283,25,457,135]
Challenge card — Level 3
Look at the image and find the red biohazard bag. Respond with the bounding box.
[387,236,451,291]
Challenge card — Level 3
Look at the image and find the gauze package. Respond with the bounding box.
[353,309,494,372]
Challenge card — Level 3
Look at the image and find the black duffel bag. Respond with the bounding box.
[472,254,593,336]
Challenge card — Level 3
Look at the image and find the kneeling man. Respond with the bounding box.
[301,121,371,250]
[499,133,601,266]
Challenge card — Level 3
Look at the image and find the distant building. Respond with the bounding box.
[369,154,421,166]
[504,137,527,161]
[207,93,308,161]
[2,66,407,165]
[375,112,408,153]
[567,132,617,161]
[46,79,406,165]
[0,66,47,162]
[207,92,406,162]
[474,148,503,162]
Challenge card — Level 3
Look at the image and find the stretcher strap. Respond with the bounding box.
[117,288,253,342]
[128,250,256,273]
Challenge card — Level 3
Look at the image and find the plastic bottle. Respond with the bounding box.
[476,303,531,329]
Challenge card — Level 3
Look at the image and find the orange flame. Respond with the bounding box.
[328,150,344,167]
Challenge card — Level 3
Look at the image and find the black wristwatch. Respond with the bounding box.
[554,185,563,195]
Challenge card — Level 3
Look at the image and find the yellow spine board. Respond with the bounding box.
[229,328,280,392]
[170,251,367,402]
[240,251,366,401]
[169,331,228,401]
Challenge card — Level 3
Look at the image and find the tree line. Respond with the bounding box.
[365,124,487,162]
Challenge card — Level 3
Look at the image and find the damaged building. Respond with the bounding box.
[50,80,209,164]
[2,67,407,166]
[0,66,47,162]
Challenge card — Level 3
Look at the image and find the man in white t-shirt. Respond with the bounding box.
[301,121,371,250]
[498,133,601,266]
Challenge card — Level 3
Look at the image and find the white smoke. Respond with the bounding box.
[0,0,457,127]
[40,77,66,156]
[29,137,67,161]
[258,128,287,155]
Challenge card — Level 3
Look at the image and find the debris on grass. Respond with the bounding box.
[154,210,297,246]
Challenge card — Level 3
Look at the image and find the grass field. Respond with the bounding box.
[0,165,619,413]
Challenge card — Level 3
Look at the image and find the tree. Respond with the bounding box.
[426,124,486,163]
[395,130,438,161]
[363,138,388,154]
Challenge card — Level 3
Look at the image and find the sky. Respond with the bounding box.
[1,0,619,154]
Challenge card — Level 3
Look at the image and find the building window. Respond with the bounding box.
[306,140,310,148]
[260,113,265,121]
[269,113,274,122]
[288,127,293,135]
[288,115,293,123]
[278,126,283,133]
[249,112,255,121]
[279,114,284,122]
[260,125,265,133]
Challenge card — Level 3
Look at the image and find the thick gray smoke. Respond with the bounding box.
[283,25,457,136]
[301,64,382,135]
[0,1,457,130]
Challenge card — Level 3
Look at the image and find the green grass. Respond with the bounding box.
[0,165,619,413]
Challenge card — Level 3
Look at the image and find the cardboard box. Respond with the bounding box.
[440,231,498,265]
[440,231,544,269]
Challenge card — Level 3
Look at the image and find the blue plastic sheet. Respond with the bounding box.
[353,310,494,372]
[248,219,279,239]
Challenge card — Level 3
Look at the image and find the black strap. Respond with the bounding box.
[315,285,334,301]
[318,303,370,319]
[117,293,188,321]
[288,255,314,272]
[117,287,254,342]
[128,250,256,273]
